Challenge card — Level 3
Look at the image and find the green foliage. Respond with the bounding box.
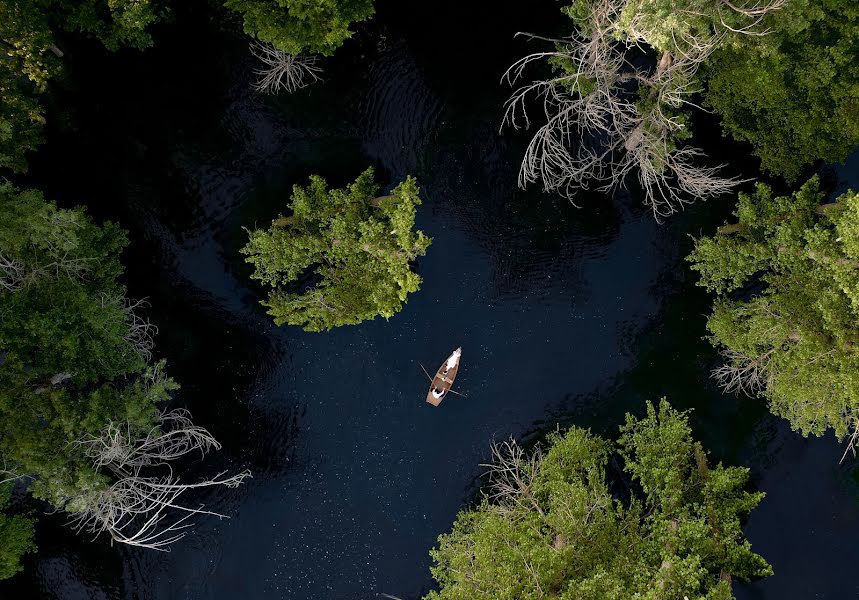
[560,0,857,183]
[223,0,374,55]
[426,400,771,600]
[241,167,430,332]
[1,0,164,172]
[704,0,859,180]
[0,482,36,581]
[565,0,764,54]
[0,183,173,508]
[687,177,859,439]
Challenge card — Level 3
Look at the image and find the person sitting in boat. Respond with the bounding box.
[431,387,446,400]
[443,348,462,375]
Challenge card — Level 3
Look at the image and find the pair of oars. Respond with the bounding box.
[419,364,467,398]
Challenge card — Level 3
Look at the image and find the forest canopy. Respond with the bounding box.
[0,183,248,557]
[703,0,859,181]
[502,0,858,214]
[426,400,772,600]
[241,168,431,332]
[688,177,859,445]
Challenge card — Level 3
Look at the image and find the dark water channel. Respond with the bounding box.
[4,1,859,598]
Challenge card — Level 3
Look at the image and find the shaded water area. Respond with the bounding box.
[4,1,859,598]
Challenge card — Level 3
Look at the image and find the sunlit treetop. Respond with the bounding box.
[223,0,375,55]
[426,399,772,600]
[241,167,431,332]
[688,177,859,441]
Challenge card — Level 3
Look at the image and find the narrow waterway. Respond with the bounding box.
[4,2,859,598]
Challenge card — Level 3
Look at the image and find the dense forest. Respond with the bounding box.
[1,0,858,597]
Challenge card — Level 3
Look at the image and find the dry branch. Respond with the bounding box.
[71,410,251,551]
[500,0,778,217]
[711,348,773,396]
[250,42,323,94]
[481,437,545,516]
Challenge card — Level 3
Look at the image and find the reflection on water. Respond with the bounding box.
[5,1,859,599]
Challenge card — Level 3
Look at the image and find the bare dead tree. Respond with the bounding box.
[70,409,251,551]
[250,42,323,94]
[122,298,157,362]
[481,437,545,516]
[501,0,784,218]
[711,347,773,396]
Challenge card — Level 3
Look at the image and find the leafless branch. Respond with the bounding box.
[0,253,93,292]
[70,410,251,551]
[840,416,859,464]
[98,294,158,361]
[481,437,545,516]
[500,0,756,217]
[123,298,157,362]
[711,348,773,396]
[250,42,323,94]
[0,255,26,292]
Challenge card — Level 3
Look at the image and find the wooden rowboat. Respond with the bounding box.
[426,347,462,406]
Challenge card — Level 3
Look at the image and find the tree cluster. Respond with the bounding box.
[427,400,772,599]
[224,0,375,56]
[688,177,859,450]
[502,0,857,215]
[241,167,431,332]
[0,183,249,575]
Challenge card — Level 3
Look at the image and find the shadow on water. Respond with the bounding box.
[4,0,859,598]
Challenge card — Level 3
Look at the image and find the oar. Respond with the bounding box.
[419,364,467,398]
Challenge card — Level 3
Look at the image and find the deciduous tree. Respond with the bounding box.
[0,183,248,561]
[0,482,35,581]
[704,0,859,181]
[241,168,431,331]
[1,0,164,172]
[426,400,771,599]
[687,177,859,453]
[502,0,783,217]
[223,0,374,56]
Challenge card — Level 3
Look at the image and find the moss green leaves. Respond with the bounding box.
[703,0,859,180]
[688,177,859,440]
[426,400,771,600]
[223,0,375,55]
[241,168,430,332]
[0,483,35,581]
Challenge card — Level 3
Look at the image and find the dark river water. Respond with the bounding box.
[4,1,859,598]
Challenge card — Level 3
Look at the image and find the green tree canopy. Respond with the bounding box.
[241,167,431,332]
[426,400,771,600]
[0,182,168,507]
[0,182,248,560]
[688,177,859,442]
[1,0,164,172]
[223,0,374,55]
[704,0,859,181]
[0,482,36,581]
